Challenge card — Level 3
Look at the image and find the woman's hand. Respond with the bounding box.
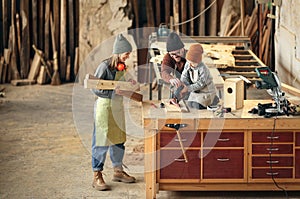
[128,79,137,85]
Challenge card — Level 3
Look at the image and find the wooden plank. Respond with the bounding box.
[85,74,143,102]
[66,56,71,82]
[84,74,140,91]
[60,0,67,81]
[199,0,205,36]
[181,0,187,34]
[11,79,36,86]
[240,0,245,36]
[146,0,154,27]
[173,0,179,32]
[44,0,51,60]
[53,0,60,52]
[37,66,47,84]
[8,24,20,80]
[2,0,9,50]
[15,14,21,54]
[31,0,38,46]
[38,0,44,49]
[27,50,42,81]
[20,0,30,78]
[68,0,75,80]
[189,0,194,35]
[74,47,79,77]
[209,0,217,36]
[281,83,300,98]
[165,0,170,25]
[0,57,4,83]
[155,0,161,26]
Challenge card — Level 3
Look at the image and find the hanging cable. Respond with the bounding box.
[172,0,217,27]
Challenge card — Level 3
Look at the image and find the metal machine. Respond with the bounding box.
[254,67,289,117]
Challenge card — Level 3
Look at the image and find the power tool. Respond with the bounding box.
[253,67,290,117]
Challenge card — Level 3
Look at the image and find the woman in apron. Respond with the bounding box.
[91,34,136,191]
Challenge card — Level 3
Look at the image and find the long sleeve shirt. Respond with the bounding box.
[161,53,186,83]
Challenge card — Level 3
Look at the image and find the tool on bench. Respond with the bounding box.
[165,123,188,162]
[253,67,290,117]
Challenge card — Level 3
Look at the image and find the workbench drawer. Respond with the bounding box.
[296,132,300,146]
[203,149,244,179]
[296,149,300,178]
[252,168,293,178]
[203,132,244,147]
[252,156,293,167]
[159,149,200,179]
[159,131,201,147]
[252,132,293,143]
[252,144,293,154]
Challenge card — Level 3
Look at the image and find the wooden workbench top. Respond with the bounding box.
[142,100,300,130]
[142,99,300,120]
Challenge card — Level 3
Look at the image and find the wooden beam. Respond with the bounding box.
[44,0,51,60]
[68,0,75,80]
[165,0,170,25]
[60,0,67,81]
[84,74,143,102]
[146,0,155,27]
[38,0,44,49]
[240,0,245,36]
[31,0,38,46]
[281,83,300,98]
[84,74,140,91]
[155,0,161,26]
[189,0,194,36]
[181,0,187,35]
[173,0,179,33]
[199,0,205,36]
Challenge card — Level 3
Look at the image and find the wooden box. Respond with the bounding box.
[224,78,244,110]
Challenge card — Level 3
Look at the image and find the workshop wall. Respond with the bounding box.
[78,0,135,82]
[275,0,300,89]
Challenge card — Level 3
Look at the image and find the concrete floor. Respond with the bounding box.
[0,83,300,199]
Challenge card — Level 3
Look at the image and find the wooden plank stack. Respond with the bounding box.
[0,0,80,85]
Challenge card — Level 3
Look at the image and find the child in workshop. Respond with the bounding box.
[91,34,136,191]
[177,43,219,109]
[161,32,187,89]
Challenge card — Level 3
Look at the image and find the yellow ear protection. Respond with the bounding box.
[116,62,126,71]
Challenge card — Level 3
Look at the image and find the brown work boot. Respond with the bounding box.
[92,171,111,191]
[112,168,136,183]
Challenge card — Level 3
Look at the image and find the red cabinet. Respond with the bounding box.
[203,149,244,179]
[159,149,200,179]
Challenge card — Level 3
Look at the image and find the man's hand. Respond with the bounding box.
[169,78,181,87]
[180,84,188,98]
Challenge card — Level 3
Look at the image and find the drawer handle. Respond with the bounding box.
[217,138,230,142]
[267,136,279,140]
[267,148,279,151]
[175,138,187,142]
[266,160,279,164]
[217,158,229,162]
[174,158,186,162]
[266,172,279,176]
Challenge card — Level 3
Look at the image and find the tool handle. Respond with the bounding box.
[176,130,188,163]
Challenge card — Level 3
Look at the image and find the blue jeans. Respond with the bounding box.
[91,125,125,171]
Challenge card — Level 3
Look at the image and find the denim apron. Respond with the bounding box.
[94,71,126,146]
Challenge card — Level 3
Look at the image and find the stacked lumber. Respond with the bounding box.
[0,0,80,85]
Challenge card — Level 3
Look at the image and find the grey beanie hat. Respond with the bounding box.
[112,34,132,54]
[166,32,184,52]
